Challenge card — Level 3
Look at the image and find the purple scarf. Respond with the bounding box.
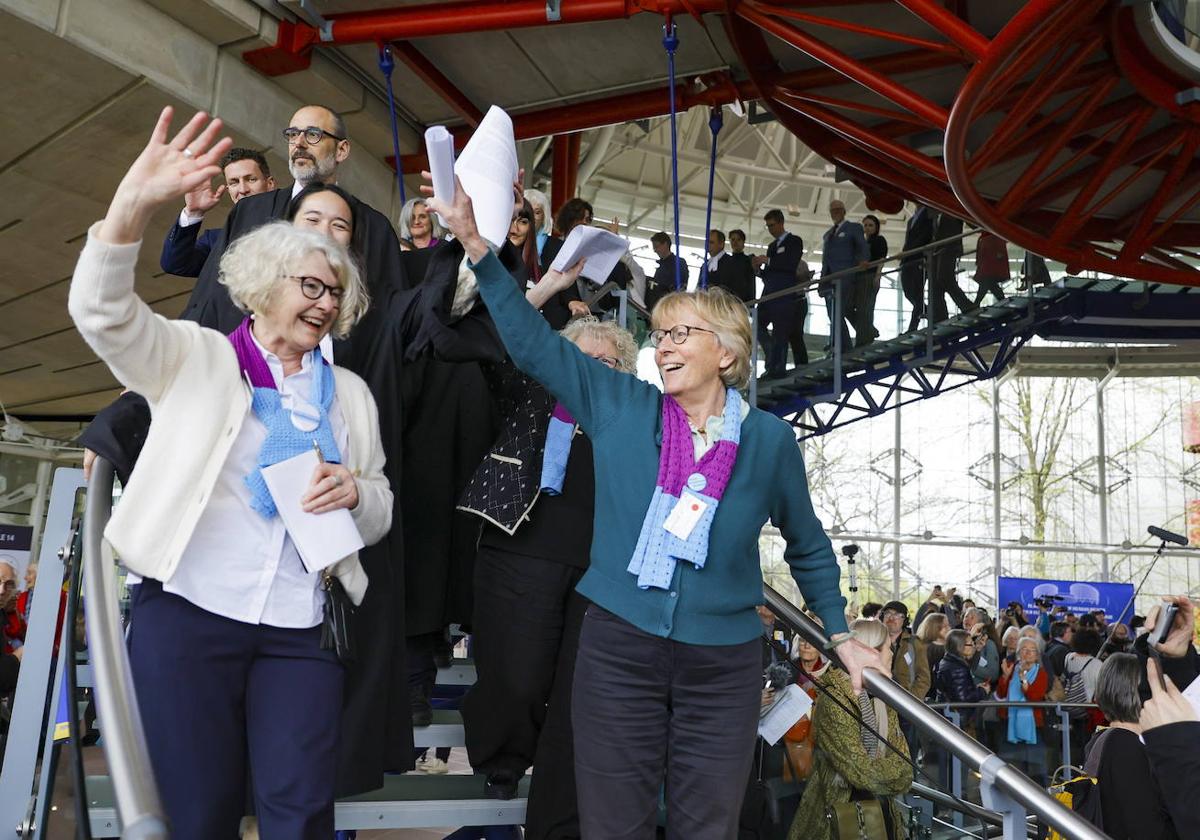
[626,388,743,589]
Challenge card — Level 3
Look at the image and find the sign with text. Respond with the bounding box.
[0,524,33,579]
[997,576,1136,624]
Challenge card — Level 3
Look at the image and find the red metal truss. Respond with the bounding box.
[724,0,1200,285]
[392,41,484,127]
[248,0,1200,283]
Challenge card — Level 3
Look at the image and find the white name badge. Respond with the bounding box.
[979,657,988,669]
[663,490,708,540]
[904,650,914,667]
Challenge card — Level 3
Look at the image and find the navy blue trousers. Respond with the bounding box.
[128,580,343,840]
[572,605,761,840]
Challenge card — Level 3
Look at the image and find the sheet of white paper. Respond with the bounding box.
[1182,668,1200,719]
[425,125,456,229]
[758,683,813,745]
[261,449,364,575]
[455,106,518,249]
[550,226,629,283]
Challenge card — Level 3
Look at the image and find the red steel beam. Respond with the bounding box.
[892,0,990,58]
[392,41,484,127]
[1119,132,1200,258]
[245,0,725,74]
[763,8,964,57]
[737,1,950,129]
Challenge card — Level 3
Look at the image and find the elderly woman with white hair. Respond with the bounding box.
[67,109,392,839]
[427,178,876,839]
[398,196,445,249]
[996,634,1050,784]
[524,188,553,256]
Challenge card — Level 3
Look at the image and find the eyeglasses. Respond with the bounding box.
[649,324,717,346]
[283,126,345,146]
[589,354,618,368]
[287,275,344,304]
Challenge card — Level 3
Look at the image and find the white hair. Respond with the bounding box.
[218,222,368,339]
[524,189,553,235]
[1016,636,1043,656]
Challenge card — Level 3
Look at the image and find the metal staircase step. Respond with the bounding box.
[86,773,530,835]
[414,709,466,748]
[437,660,476,686]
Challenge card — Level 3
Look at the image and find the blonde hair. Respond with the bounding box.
[651,287,753,389]
[218,222,368,339]
[851,618,890,652]
[560,317,638,373]
[916,612,949,644]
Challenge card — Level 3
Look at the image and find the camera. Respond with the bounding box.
[1034,595,1064,611]
[1153,603,1179,647]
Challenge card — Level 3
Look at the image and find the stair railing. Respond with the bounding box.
[82,457,168,839]
[762,583,1110,840]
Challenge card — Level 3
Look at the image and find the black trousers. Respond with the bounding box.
[900,261,925,333]
[851,274,880,346]
[460,546,587,839]
[928,252,974,323]
[572,605,761,840]
[786,298,809,367]
[757,296,796,377]
[974,273,1007,305]
[822,281,854,351]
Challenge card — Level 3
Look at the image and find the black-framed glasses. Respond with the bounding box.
[283,126,345,146]
[649,324,717,346]
[287,275,344,304]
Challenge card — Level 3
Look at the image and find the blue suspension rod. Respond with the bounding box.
[699,106,723,289]
[663,17,682,290]
[378,44,407,207]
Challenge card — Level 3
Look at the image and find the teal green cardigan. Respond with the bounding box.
[469,250,848,644]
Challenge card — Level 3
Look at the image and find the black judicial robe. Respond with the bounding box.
[79,185,483,797]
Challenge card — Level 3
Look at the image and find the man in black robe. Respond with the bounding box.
[78,104,448,797]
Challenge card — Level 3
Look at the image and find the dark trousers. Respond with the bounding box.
[821,278,854,351]
[974,273,1007,305]
[928,252,974,323]
[786,298,809,367]
[128,580,343,840]
[900,261,925,332]
[572,606,761,840]
[851,274,880,346]
[757,295,796,377]
[461,547,587,839]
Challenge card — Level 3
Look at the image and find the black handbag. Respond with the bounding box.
[320,570,356,663]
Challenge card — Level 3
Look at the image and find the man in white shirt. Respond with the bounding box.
[159,148,275,277]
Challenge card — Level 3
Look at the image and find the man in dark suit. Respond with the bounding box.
[927,211,975,323]
[722,229,757,303]
[159,148,275,277]
[819,200,868,351]
[646,231,688,312]
[900,203,933,332]
[751,209,806,378]
[706,229,754,302]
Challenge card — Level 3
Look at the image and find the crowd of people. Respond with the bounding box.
[742,586,1198,839]
[21,98,1188,840]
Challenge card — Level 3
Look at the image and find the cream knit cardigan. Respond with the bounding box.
[67,224,392,605]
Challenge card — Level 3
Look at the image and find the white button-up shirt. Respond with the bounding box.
[131,329,350,628]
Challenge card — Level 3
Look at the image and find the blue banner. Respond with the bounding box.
[996,576,1136,625]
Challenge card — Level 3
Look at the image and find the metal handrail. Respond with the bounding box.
[908,782,1038,839]
[763,584,1110,840]
[82,457,169,839]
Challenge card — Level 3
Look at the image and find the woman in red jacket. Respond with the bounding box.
[996,636,1049,784]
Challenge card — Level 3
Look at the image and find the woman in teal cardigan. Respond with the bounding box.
[427,179,879,839]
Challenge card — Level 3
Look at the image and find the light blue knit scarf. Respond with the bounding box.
[229,317,341,518]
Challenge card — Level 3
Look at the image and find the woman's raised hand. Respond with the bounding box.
[421,172,488,262]
[100,107,232,245]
